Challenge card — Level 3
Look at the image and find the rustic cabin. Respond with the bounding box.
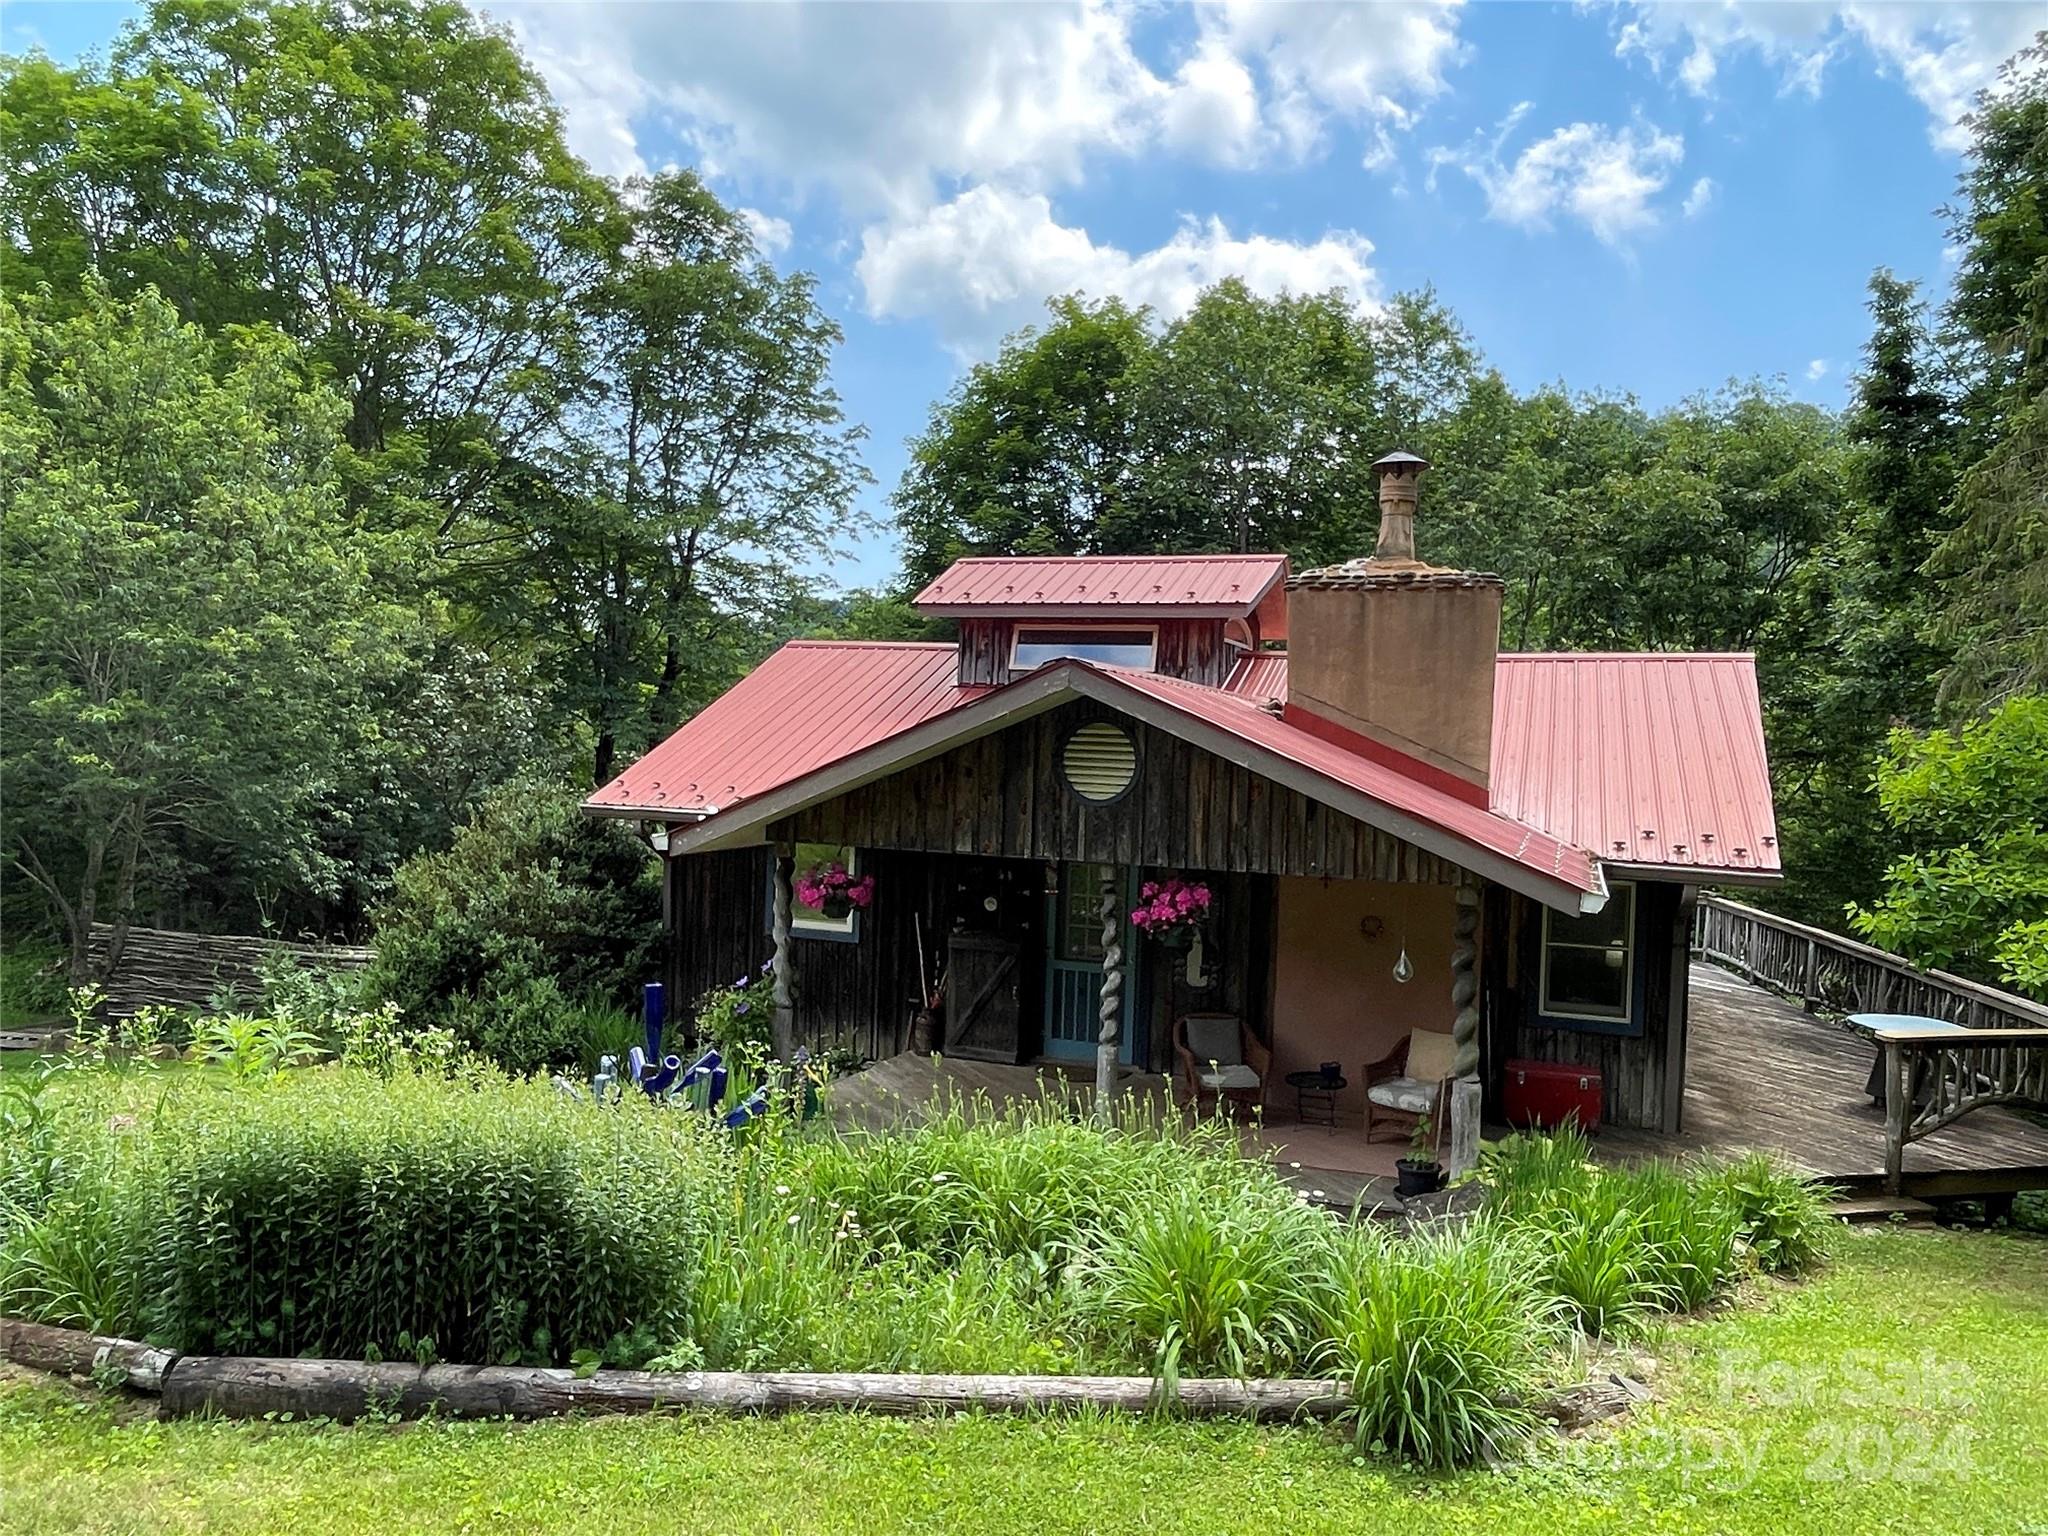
[585,451,1786,1168]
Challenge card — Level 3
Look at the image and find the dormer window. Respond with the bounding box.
[1010,625,1156,673]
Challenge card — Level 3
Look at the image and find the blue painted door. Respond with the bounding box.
[1043,863,1137,1064]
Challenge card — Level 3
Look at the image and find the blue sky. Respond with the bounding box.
[6,2,2037,588]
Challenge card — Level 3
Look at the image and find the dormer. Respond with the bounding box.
[914,555,1291,688]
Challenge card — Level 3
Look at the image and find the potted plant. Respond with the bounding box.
[1131,876,1216,984]
[795,860,874,921]
[1396,1112,1445,1198]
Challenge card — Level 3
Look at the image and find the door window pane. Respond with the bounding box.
[1060,863,1115,961]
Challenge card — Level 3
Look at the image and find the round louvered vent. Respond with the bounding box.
[1062,722,1137,803]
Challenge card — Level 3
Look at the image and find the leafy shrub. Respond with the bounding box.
[190,1014,323,1078]
[1701,1152,1834,1274]
[0,941,67,1026]
[795,1099,1247,1271]
[1313,1222,1559,1469]
[365,780,662,1070]
[1080,1179,1323,1378]
[441,967,589,1077]
[1482,1133,1745,1333]
[694,967,776,1061]
[568,996,645,1072]
[4,1069,719,1365]
[334,1001,458,1078]
[1847,697,2048,995]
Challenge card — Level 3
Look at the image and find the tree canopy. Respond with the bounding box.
[0,1,2041,1003]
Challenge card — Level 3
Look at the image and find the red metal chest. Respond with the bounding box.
[1502,1058,1604,1134]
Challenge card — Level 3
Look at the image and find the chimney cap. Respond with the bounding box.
[1372,450,1430,473]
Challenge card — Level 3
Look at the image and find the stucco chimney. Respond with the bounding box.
[1284,452,1503,799]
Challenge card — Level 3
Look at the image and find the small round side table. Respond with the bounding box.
[1283,1069,1345,1130]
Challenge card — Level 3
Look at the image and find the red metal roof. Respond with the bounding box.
[1490,653,1780,878]
[584,642,970,817]
[1096,667,1599,896]
[589,639,1778,888]
[914,554,1289,618]
[1224,650,1779,878]
[1223,650,1290,702]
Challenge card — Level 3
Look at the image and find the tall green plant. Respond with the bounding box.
[1313,1222,1559,1469]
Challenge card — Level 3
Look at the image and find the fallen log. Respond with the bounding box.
[0,1318,178,1393]
[158,1356,1351,1423]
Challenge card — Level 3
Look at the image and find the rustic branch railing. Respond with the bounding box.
[1692,897,2048,1032]
[1880,1027,2048,1194]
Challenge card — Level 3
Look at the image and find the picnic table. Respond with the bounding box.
[1845,1013,1968,1104]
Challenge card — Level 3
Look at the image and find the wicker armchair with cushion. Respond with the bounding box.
[1364,1028,1458,1143]
[1174,1012,1270,1119]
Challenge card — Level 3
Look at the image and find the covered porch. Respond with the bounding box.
[825,961,2048,1208]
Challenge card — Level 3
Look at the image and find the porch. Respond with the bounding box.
[824,962,2048,1207]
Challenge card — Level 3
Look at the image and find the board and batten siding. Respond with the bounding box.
[1489,880,1691,1133]
[668,847,952,1064]
[768,699,1463,885]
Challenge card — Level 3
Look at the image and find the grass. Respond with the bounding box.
[0,1228,2042,1534]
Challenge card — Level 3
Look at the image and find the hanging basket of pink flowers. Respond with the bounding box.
[1130,876,1212,948]
[795,860,875,920]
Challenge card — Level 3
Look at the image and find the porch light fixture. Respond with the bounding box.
[1061,721,1138,803]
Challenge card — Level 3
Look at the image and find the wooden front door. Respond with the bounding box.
[943,932,1026,1063]
[1043,863,1137,1064]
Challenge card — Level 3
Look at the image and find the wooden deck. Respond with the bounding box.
[823,963,2048,1201]
[1599,963,2048,1193]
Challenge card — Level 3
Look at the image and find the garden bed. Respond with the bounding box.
[0,1054,1832,1468]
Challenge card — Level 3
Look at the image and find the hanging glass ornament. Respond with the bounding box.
[1393,947,1414,984]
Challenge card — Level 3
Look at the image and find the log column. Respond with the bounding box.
[1447,880,1483,1176]
[1096,875,1123,1119]
[771,843,796,1061]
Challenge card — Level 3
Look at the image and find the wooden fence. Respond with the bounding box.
[1692,897,2048,1032]
[84,924,374,1018]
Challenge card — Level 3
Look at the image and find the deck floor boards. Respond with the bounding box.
[1597,964,2048,1181]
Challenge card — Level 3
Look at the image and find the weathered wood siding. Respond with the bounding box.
[771,700,1462,883]
[955,620,1237,688]
[669,847,955,1063]
[1490,880,1686,1132]
[669,843,1270,1070]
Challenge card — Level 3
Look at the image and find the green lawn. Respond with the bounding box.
[1,1227,2043,1535]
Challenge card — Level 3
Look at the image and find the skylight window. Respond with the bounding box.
[1010,626,1156,672]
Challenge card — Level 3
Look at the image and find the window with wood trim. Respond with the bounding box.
[1010,625,1156,673]
[1539,882,1635,1023]
[775,842,861,942]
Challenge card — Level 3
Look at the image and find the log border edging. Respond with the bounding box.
[2,1318,1348,1424]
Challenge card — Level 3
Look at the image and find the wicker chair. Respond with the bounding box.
[1173,1012,1270,1119]
[1363,1029,1457,1144]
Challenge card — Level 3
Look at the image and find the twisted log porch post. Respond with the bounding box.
[1096,875,1123,1120]
[1447,879,1484,1176]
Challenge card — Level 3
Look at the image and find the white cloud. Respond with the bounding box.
[1432,109,1687,245]
[1159,38,1264,167]
[1195,0,1468,161]
[739,208,794,256]
[499,0,1470,208]
[1805,358,1829,381]
[503,14,651,180]
[856,186,1381,355]
[1611,2,2043,151]
[1682,175,1716,217]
